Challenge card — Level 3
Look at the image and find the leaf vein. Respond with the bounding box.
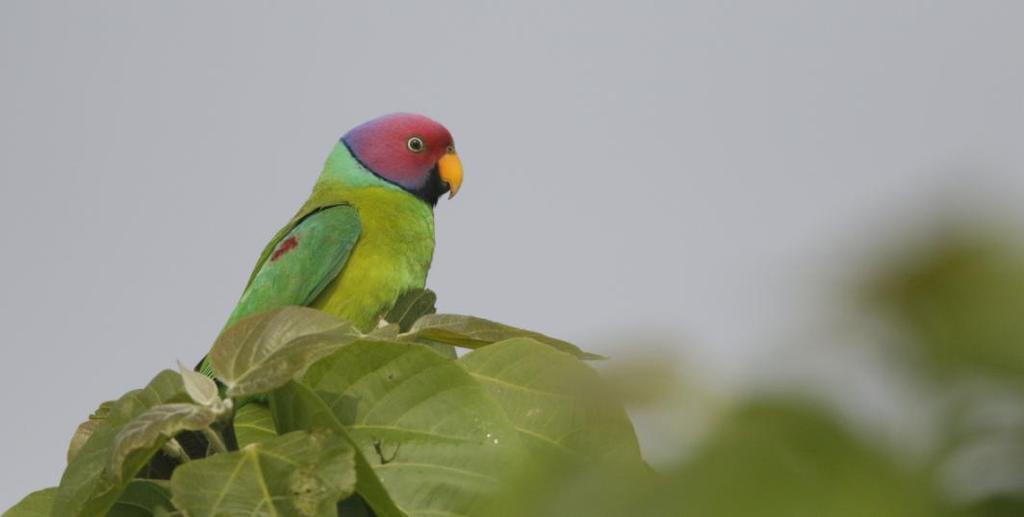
[469,372,573,400]
[375,462,498,483]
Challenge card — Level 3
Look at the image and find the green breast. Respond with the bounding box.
[309,185,435,332]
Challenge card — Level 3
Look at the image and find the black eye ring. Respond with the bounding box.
[407,137,425,153]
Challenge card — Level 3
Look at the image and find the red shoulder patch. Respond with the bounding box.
[270,236,299,262]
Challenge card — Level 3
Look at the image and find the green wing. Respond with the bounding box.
[225,204,361,328]
[198,204,361,377]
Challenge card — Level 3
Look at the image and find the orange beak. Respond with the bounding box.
[438,151,463,199]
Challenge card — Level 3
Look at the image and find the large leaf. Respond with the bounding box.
[169,430,355,517]
[233,402,277,448]
[459,338,643,464]
[108,403,218,481]
[54,370,190,517]
[300,340,527,517]
[108,480,174,517]
[209,306,362,397]
[404,314,602,359]
[3,487,57,517]
[272,381,407,517]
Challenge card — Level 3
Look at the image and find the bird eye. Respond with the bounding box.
[446,144,455,154]
[407,137,425,153]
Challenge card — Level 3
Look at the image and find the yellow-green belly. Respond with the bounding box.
[311,186,436,332]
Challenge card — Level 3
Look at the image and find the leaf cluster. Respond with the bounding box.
[5,290,639,516]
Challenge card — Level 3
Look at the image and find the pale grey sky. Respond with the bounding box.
[2,1,1024,507]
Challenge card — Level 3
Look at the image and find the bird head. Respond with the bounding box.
[341,113,463,206]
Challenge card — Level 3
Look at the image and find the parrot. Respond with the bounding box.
[197,113,463,377]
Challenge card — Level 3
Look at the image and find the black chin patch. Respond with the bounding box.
[410,165,450,207]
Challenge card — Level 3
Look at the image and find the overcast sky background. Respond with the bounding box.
[3,1,1024,507]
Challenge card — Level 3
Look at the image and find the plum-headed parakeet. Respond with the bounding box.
[198,113,463,377]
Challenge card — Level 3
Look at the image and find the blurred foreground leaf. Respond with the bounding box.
[960,495,1024,517]
[868,232,1024,376]
[665,400,939,517]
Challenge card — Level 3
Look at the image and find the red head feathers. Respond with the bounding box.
[342,113,461,204]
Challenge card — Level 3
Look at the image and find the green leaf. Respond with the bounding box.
[209,306,362,398]
[384,289,437,332]
[382,289,456,358]
[178,361,220,407]
[404,314,603,360]
[272,381,407,517]
[54,370,190,517]
[660,400,939,517]
[458,338,643,464]
[108,403,218,481]
[108,480,174,517]
[301,340,527,517]
[233,402,277,448]
[368,322,401,340]
[67,400,115,463]
[866,232,1024,376]
[3,487,57,517]
[67,420,103,465]
[169,430,356,517]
